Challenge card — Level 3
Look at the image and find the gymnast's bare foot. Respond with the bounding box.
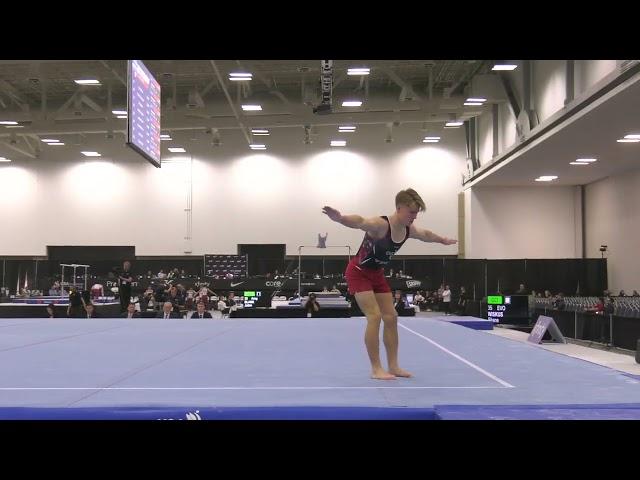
[389,367,413,378]
[371,368,396,380]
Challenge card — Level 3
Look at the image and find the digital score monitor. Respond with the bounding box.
[486,295,529,324]
[126,60,161,167]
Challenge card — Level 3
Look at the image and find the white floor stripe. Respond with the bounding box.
[399,323,515,388]
[0,386,505,391]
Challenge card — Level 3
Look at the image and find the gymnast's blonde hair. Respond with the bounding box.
[395,188,426,212]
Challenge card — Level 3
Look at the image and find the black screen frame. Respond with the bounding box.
[126,60,161,168]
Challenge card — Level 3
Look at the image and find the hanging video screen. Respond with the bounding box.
[126,60,161,167]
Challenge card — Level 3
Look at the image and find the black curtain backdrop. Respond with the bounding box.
[238,244,286,277]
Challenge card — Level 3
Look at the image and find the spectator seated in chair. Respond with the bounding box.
[120,302,140,319]
[218,297,234,317]
[192,301,213,319]
[84,303,100,319]
[412,291,425,311]
[156,302,181,319]
[584,297,605,315]
[48,281,61,296]
[393,290,413,315]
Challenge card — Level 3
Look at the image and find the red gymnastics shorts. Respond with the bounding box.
[345,261,391,295]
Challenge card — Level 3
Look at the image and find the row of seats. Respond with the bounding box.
[614,298,640,318]
[534,297,640,318]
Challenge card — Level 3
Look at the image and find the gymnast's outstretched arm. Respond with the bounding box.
[408,223,457,245]
[322,206,386,236]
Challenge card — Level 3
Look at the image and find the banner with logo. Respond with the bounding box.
[204,254,248,279]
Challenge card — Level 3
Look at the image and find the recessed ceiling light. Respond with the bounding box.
[423,139,439,143]
[492,64,518,71]
[0,121,18,125]
[445,121,463,127]
[47,142,65,146]
[160,134,172,140]
[229,73,252,81]
[342,101,362,107]
[74,79,101,85]
[116,115,127,119]
[617,138,640,143]
[81,151,101,157]
[331,140,347,147]
[0,157,11,162]
[41,139,59,143]
[575,158,597,163]
[168,147,186,153]
[466,97,487,102]
[535,175,558,182]
[250,144,266,150]
[347,68,370,75]
[570,162,588,165]
[251,129,270,135]
[339,126,356,132]
[424,136,441,140]
[112,110,127,115]
[464,102,483,106]
[4,125,24,128]
[624,134,640,139]
[242,105,262,111]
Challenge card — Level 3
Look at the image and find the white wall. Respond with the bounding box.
[0,165,42,254]
[479,60,618,167]
[477,110,494,165]
[575,60,617,96]
[464,186,580,259]
[0,126,466,257]
[499,101,517,153]
[533,60,566,124]
[464,186,472,258]
[503,61,524,108]
[477,101,516,165]
[585,169,640,292]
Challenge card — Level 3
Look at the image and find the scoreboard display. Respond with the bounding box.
[242,291,261,308]
[486,295,530,324]
[127,59,162,167]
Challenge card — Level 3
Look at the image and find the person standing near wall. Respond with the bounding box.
[67,286,85,318]
[118,260,133,313]
[442,285,452,315]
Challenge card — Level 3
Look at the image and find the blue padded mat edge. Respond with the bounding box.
[0,406,438,420]
[435,403,640,420]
